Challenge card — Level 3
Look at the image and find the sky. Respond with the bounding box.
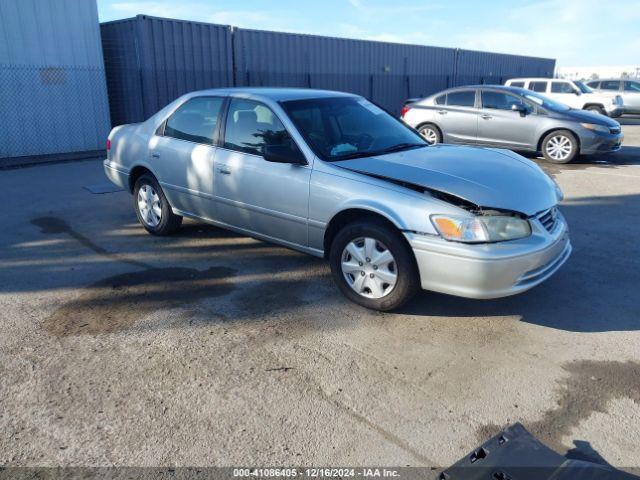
[96,0,640,67]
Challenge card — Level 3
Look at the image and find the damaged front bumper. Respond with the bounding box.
[405,208,571,299]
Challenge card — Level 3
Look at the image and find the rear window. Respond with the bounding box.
[529,81,547,93]
[510,81,525,88]
[446,90,475,107]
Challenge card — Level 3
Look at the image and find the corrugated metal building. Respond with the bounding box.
[101,15,233,126]
[0,0,111,162]
[101,15,556,124]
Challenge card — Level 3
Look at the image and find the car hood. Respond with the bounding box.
[560,108,620,127]
[333,145,559,216]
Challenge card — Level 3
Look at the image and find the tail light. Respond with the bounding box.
[400,105,411,117]
[106,138,111,152]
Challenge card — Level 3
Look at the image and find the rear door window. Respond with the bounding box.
[510,81,525,88]
[446,90,476,107]
[587,81,601,89]
[529,81,547,93]
[601,80,621,91]
[164,97,223,145]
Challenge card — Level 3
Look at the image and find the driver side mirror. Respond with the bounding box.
[573,89,582,96]
[263,144,307,165]
[511,103,529,116]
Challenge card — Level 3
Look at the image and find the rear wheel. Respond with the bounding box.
[417,123,442,145]
[329,219,420,311]
[541,130,578,164]
[133,174,182,235]
[584,105,605,116]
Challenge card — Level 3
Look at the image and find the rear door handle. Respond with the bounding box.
[481,114,493,119]
[437,110,448,115]
[217,167,231,175]
[151,152,160,158]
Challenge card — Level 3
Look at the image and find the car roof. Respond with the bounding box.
[440,85,530,94]
[185,87,357,102]
[507,78,572,82]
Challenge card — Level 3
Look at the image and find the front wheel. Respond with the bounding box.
[329,219,420,311]
[541,130,578,164]
[133,174,182,235]
[584,105,605,116]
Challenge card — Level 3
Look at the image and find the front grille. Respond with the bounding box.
[610,126,621,134]
[538,207,559,233]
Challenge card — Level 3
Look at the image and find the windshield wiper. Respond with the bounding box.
[331,143,427,162]
[377,143,427,154]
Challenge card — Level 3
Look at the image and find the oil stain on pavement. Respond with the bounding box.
[31,216,236,336]
[477,360,640,453]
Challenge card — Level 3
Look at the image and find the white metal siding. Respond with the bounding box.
[0,0,111,159]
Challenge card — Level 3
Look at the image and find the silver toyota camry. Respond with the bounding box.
[104,88,571,311]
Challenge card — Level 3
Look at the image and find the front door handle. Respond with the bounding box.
[151,152,160,158]
[481,114,493,119]
[437,110,448,115]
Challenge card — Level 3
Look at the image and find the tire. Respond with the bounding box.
[329,218,420,311]
[584,105,605,116]
[133,173,182,235]
[541,130,579,164]
[417,123,442,145]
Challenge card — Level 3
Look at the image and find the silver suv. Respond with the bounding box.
[402,85,623,163]
[105,88,570,311]
[586,78,640,115]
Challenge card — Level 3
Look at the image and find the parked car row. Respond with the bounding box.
[402,82,624,164]
[105,87,571,311]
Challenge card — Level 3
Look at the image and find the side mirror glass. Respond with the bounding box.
[511,103,529,115]
[263,143,306,165]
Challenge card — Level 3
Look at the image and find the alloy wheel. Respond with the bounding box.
[341,237,397,299]
[137,184,162,227]
[419,127,439,145]
[545,135,573,161]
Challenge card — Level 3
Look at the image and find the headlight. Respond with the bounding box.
[431,214,531,243]
[580,123,610,134]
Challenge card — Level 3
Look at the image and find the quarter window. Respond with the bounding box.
[624,81,640,92]
[224,98,294,156]
[164,97,223,145]
[435,94,446,105]
[446,91,475,107]
[551,82,576,94]
[601,80,621,91]
[529,81,547,93]
[482,91,524,110]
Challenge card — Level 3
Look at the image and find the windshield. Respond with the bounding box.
[522,91,571,112]
[574,81,594,93]
[280,96,427,161]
